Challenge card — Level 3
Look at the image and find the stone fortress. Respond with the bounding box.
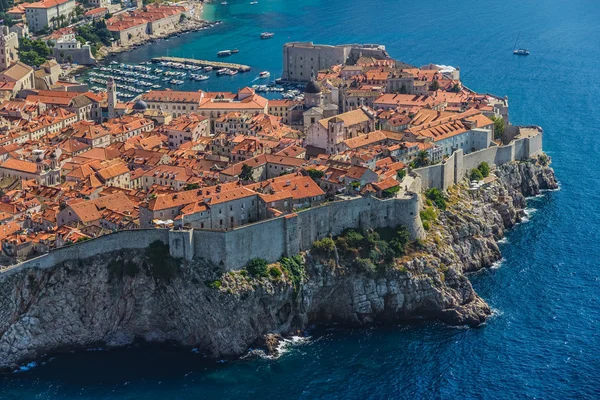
[0,127,543,275]
[282,42,390,82]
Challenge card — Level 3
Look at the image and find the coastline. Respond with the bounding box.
[0,159,558,372]
[66,13,220,79]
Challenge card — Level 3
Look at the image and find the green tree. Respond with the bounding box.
[477,162,490,178]
[490,115,505,140]
[184,183,200,190]
[246,258,269,278]
[19,37,52,67]
[396,169,406,180]
[450,83,461,93]
[382,186,400,198]
[428,80,440,91]
[312,237,335,255]
[239,164,253,182]
[0,13,14,26]
[470,168,484,181]
[413,150,430,168]
[306,168,324,180]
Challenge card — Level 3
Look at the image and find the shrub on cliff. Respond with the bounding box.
[470,168,484,181]
[425,188,447,210]
[247,258,269,278]
[420,207,436,222]
[477,162,490,178]
[268,266,283,279]
[354,258,377,276]
[280,255,306,294]
[205,279,222,289]
[312,237,335,255]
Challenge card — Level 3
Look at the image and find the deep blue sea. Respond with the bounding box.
[2,0,600,398]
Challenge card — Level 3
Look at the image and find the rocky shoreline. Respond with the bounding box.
[0,159,557,371]
[96,19,222,62]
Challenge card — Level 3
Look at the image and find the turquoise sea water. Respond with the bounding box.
[3,0,600,398]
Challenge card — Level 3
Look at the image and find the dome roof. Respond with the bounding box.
[133,100,148,111]
[304,80,321,94]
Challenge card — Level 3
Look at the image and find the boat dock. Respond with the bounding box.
[151,57,251,72]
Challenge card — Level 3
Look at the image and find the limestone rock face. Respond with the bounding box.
[0,159,557,370]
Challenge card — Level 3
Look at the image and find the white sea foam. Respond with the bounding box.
[524,207,537,216]
[497,237,509,244]
[540,184,561,193]
[13,361,38,373]
[491,258,506,269]
[244,335,312,360]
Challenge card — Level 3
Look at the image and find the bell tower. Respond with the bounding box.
[107,78,117,120]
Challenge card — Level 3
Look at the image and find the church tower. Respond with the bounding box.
[304,71,322,109]
[107,78,117,120]
[0,26,19,71]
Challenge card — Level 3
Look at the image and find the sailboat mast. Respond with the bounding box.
[513,32,521,51]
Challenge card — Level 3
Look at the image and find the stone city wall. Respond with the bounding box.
[415,131,543,191]
[189,193,424,270]
[0,229,169,279]
[0,190,424,274]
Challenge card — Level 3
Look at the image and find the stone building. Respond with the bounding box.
[282,42,388,82]
[24,0,76,32]
[0,26,19,71]
[305,107,376,155]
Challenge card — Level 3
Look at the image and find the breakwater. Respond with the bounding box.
[151,56,251,72]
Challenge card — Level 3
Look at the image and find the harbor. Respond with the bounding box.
[82,61,306,102]
[150,56,251,72]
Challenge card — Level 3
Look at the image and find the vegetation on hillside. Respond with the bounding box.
[425,188,447,210]
[75,21,113,56]
[18,37,52,67]
[490,115,505,140]
[470,162,490,182]
[312,225,414,277]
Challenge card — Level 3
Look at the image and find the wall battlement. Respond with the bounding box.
[0,192,424,276]
[415,130,543,191]
[0,131,544,276]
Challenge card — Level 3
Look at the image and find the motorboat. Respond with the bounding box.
[513,48,530,56]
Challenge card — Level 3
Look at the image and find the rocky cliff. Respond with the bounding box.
[0,159,557,371]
